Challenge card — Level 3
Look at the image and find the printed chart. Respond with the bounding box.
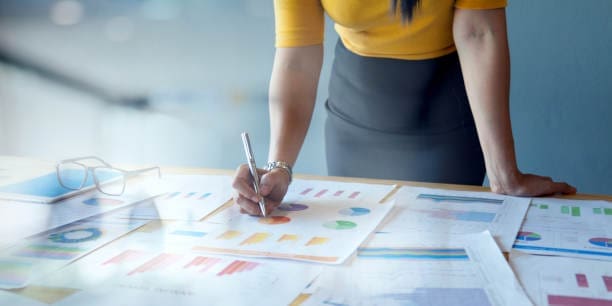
[0,177,160,248]
[191,179,395,264]
[513,198,612,260]
[35,244,321,306]
[380,187,530,251]
[113,175,233,221]
[0,217,146,289]
[510,253,612,306]
[304,231,531,306]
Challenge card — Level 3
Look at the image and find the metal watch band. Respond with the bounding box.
[266,161,292,183]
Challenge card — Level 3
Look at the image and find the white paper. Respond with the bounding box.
[304,231,532,306]
[112,175,233,221]
[510,253,612,306]
[189,179,395,264]
[380,187,530,251]
[512,198,612,260]
[34,243,321,306]
[0,177,161,248]
[0,217,147,289]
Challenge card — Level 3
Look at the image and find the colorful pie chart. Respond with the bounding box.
[48,228,102,243]
[588,237,611,248]
[278,203,309,211]
[258,216,291,225]
[516,231,541,241]
[323,220,357,230]
[339,207,371,216]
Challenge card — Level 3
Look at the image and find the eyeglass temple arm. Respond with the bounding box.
[58,156,112,167]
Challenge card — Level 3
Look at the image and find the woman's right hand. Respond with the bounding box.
[231,164,291,216]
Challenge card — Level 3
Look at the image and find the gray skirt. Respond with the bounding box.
[325,40,485,185]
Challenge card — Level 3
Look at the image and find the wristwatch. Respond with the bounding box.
[265,161,293,184]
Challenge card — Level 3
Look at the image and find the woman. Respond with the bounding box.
[233,0,576,216]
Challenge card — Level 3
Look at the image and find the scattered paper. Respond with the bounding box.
[304,231,532,306]
[510,253,612,306]
[513,198,612,260]
[380,187,530,251]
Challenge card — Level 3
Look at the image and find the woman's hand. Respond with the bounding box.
[232,164,290,216]
[489,171,576,197]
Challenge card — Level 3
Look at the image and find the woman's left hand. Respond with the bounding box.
[490,171,576,197]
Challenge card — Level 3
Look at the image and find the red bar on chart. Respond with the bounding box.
[217,260,242,276]
[244,262,259,271]
[604,275,612,292]
[314,189,328,198]
[103,250,146,266]
[127,253,181,276]
[334,190,344,196]
[349,191,360,199]
[300,188,313,195]
[184,256,223,273]
[199,258,222,273]
[547,295,612,306]
[576,273,589,288]
[183,256,206,269]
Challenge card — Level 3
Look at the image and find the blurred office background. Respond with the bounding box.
[0,0,610,195]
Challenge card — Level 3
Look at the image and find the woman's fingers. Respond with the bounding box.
[234,193,263,216]
[232,164,260,202]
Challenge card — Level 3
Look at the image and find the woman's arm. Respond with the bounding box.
[232,45,323,215]
[268,45,324,166]
[453,8,575,196]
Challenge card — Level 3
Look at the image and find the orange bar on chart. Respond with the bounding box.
[216,230,241,240]
[305,237,329,246]
[277,234,299,243]
[240,233,270,245]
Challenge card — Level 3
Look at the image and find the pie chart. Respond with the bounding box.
[48,228,102,243]
[278,203,309,211]
[516,231,541,241]
[258,216,291,225]
[588,237,611,248]
[323,220,357,230]
[339,207,371,216]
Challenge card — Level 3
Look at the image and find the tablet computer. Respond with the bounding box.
[0,170,119,203]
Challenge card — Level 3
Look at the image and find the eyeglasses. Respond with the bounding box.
[56,156,161,196]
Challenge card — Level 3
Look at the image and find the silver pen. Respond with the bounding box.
[241,132,266,217]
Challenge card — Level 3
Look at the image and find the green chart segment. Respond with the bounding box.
[560,206,581,217]
[592,207,612,215]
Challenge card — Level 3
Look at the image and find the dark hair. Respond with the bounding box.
[391,0,421,22]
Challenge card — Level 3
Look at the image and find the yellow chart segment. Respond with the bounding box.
[277,234,299,243]
[305,237,329,246]
[240,233,271,245]
[216,230,241,240]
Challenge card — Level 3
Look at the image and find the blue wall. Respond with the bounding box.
[506,1,612,195]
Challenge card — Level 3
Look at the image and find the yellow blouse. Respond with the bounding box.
[274,0,507,60]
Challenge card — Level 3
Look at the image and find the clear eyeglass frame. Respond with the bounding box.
[56,156,161,196]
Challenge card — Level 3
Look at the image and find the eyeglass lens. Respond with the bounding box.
[57,162,89,190]
[93,168,125,195]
